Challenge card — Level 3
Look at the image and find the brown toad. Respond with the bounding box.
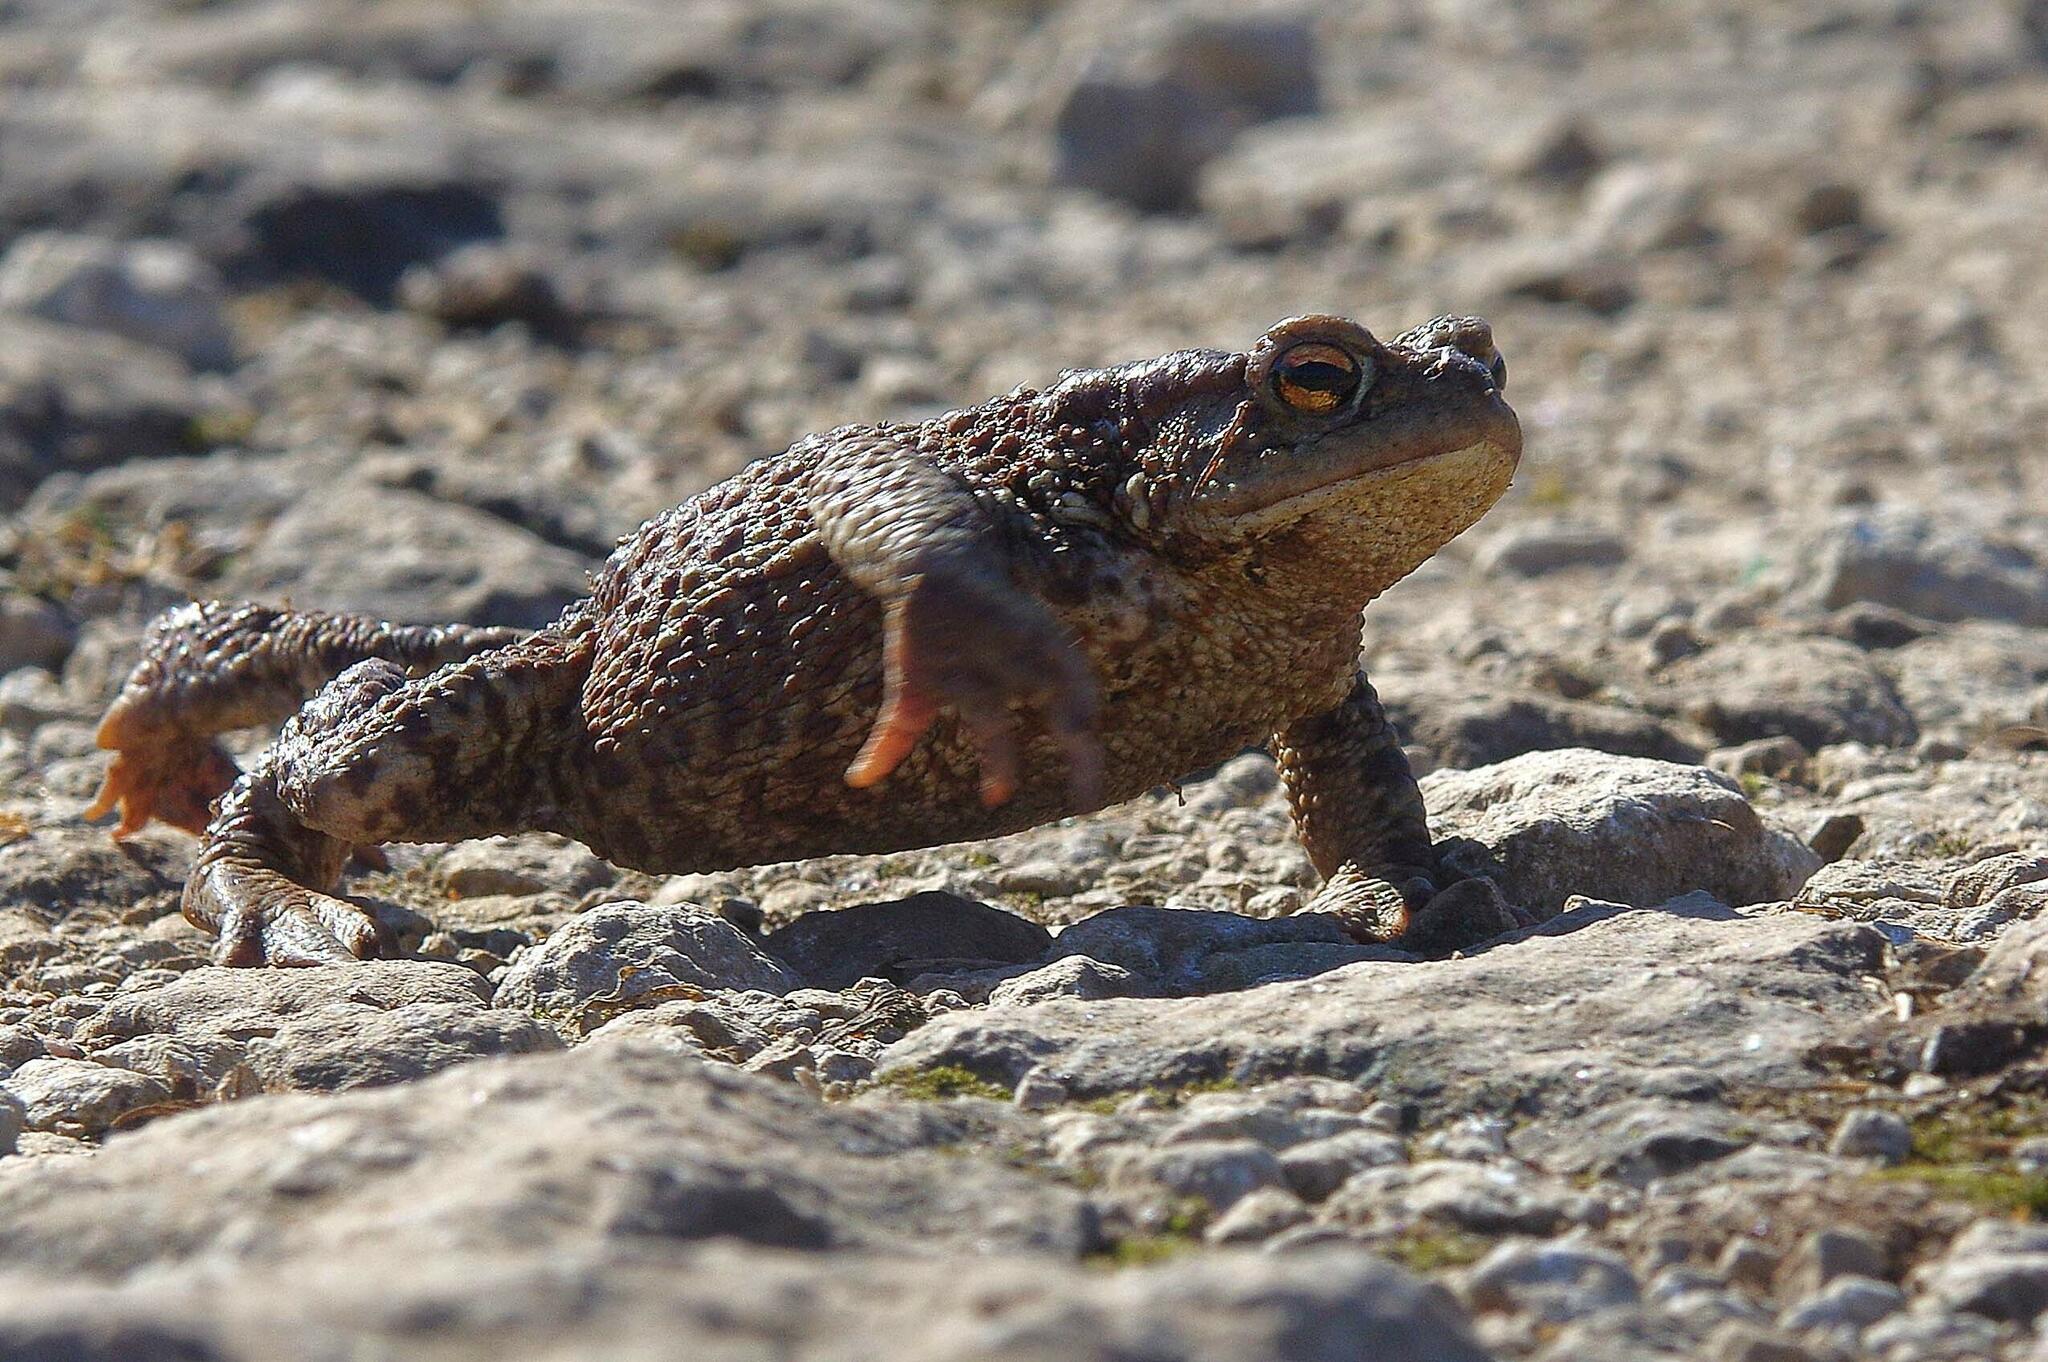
[88,313,1521,966]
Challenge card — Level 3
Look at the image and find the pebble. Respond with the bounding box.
[1780,1274,1905,1333]
[1827,1108,1912,1165]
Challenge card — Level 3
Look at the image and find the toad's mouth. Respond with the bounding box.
[1201,398,1523,538]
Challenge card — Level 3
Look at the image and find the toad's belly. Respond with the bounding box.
[562,598,1331,874]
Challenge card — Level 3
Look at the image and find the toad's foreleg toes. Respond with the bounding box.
[1302,863,1430,943]
[1307,868,1523,957]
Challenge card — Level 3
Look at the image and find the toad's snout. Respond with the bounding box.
[1439,318,1508,391]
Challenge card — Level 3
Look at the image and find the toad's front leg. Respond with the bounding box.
[807,430,1103,809]
[1274,672,1522,954]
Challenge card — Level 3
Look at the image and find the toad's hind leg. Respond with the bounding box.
[186,630,591,966]
[88,601,528,836]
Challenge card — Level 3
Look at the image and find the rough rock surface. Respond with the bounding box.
[2,0,2047,1357]
[493,900,801,1024]
[1422,750,1821,916]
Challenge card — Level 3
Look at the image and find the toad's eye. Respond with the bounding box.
[1270,342,1365,414]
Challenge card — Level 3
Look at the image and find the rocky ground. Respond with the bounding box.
[1,0,2046,1358]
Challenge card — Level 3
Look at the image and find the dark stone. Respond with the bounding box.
[1383,686,1704,771]
[600,1166,832,1249]
[761,890,1052,991]
[1807,814,1865,863]
[230,179,504,303]
[1917,1020,2033,1077]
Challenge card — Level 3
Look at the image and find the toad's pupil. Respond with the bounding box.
[1282,360,1353,395]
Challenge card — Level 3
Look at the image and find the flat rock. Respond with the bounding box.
[0,1043,1506,1362]
[1656,635,1917,751]
[882,902,1887,1116]
[0,313,213,510]
[0,823,186,930]
[0,1238,1487,1362]
[1421,749,1820,916]
[2,1056,170,1135]
[74,960,536,1094]
[1046,905,1407,996]
[1799,508,2048,627]
[224,481,589,628]
[1882,623,2048,742]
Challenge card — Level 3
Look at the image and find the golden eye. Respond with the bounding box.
[1270,342,1363,414]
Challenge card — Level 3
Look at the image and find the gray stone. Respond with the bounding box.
[1045,905,1405,997]
[1202,1186,1310,1244]
[1778,1275,1903,1332]
[760,890,1051,991]
[242,1001,560,1093]
[435,835,615,899]
[985,955,1151,1007]
[1582,163,1718,254]
[1780,1228,1889,1298]
[1463,1238,1640,1323]
[0,1041,1314,1358]
[0,1085,23,1154]
[1861,1308,2010,1361]
[0,821,187,930]
[0,232,235,369]
[1886,625,2048,741]
[494,900,799,1025]
[1573,1099,1753,1187]
[0,594,76,676]
[1915,1222,2048,1325]
[397,242,571,338]
[1383,682,1705,770]
[1277,1129,1408,1201]
[1892,913,2048,1076]
[1827,1109,1911,1165]
[1706,736,1811,783]
[1945,850,2048,908]
[1153,1092,1357,1151]
[3,1056,171,1135]
[1052,15,1319,212]
[0,313,214,510]
[1417,1115,1511,1161]
[883,905,1885,1118]
[1422,750,1821,916]
[1326,1159,1590,1237]
[1705,1322,1818,1362]
[1105,1138,1288,1213]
